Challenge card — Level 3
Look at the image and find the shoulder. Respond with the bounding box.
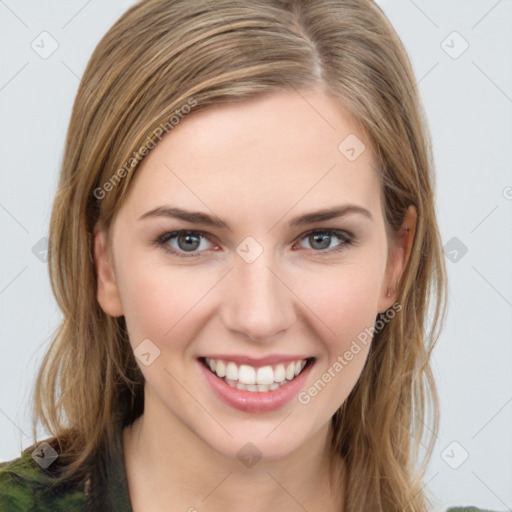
[0,443,87,511]
[446,507,503,512]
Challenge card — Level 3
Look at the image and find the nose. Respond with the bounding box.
[220,251,296,342]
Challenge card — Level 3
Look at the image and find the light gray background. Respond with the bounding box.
[0,1,511,510]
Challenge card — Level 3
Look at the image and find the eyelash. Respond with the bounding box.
[153,229,355,258]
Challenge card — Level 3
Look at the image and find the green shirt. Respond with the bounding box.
[0,424,133,511]
[0,426,499,511]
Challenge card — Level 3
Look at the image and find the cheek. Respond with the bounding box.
[298,259,382,412]
[293,262,382,414]
[116,251,216,351]
[296,257,385,347]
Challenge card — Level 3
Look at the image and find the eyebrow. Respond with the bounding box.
[138,204,373,229]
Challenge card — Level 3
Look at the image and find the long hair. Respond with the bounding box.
[31,1,447,510]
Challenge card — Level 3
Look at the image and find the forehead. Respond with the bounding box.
[120,89,381,224]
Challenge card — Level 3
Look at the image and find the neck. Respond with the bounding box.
[122,394,347,512]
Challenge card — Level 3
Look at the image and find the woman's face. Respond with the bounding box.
[94,88,409,462]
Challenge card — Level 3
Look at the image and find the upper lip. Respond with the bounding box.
[200,354,313,367]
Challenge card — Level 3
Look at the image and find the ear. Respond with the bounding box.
[93,223,124,317]
[377,205,417,313]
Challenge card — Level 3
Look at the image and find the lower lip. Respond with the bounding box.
[198,359,314,413]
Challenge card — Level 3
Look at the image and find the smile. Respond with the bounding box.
[203,357,309,392]
[198,356,315,412]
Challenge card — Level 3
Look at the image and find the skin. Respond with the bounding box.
[94,88,416,512]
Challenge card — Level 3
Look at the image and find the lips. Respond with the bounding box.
[198,356,315,412]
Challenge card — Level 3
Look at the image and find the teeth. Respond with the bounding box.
[238,365,256,385]
[215,360,226,378]
[274,364,286,382]
[225,378,288,392]
[285,362,295,380]
[204,357,309,390]
[225,362,238,380]
[256,366,274,385]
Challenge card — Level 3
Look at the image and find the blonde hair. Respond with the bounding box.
[31,1,447,510]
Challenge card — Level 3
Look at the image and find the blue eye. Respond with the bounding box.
[154,229,354,258]
[297,229,352,252]
[156,230,214,257]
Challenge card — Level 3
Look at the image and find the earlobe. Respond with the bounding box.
[378,205,417,313]
[93,223,124,317]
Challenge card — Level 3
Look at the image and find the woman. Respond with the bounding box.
[0,0,495,510]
